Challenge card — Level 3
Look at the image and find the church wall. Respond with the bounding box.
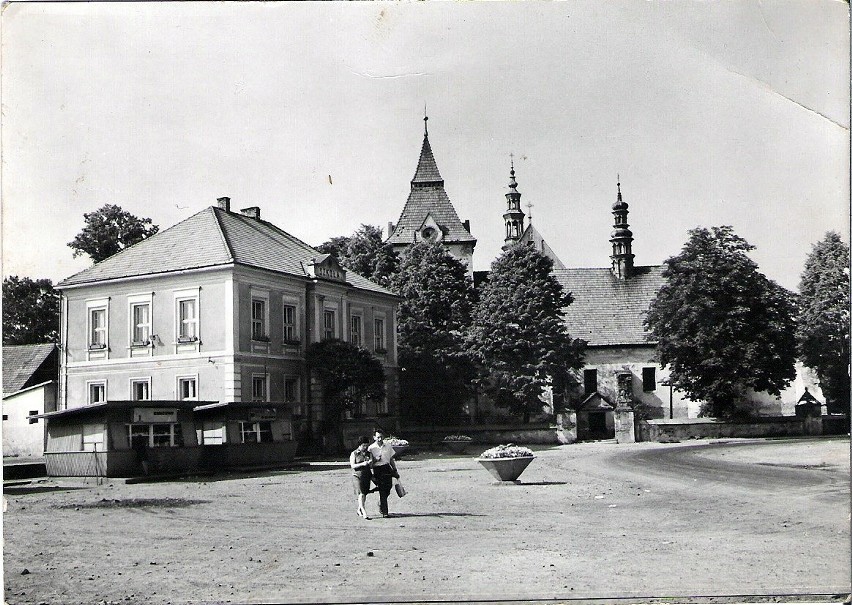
[579,346,691,420]
[582,347,824,420]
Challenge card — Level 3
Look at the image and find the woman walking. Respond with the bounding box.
[349,435,374,519]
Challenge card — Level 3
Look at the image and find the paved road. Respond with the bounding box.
[610,438,849,492]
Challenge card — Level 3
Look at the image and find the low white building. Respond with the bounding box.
[2,344,58,458]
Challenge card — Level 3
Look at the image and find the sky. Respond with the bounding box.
[2,1,848,292]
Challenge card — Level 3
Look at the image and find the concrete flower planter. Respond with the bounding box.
[443,440,470,455]
[476,456,535,482]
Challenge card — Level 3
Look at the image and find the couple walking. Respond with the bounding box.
[349,430,399,520]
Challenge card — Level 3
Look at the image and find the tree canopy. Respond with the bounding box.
[796,231,850,414]
[2,276,61,345]
[68,204,159,263]
[316,224,399,288]
[645,226,798,419]
[389,242,477,424]
[305,338,386,418]
[468,243,585,423]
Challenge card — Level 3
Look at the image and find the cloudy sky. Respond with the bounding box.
[2,1,848,292]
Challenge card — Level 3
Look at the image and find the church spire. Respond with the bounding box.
[610,176,635,279]
[502,155,525,249]
[411,115,443,185]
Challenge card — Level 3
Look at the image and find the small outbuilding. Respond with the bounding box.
[35,400,297,477]
[2,343,59,458]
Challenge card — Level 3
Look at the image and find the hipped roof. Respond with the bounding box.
[58,207,395,296]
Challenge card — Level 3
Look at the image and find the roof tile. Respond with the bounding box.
[2,343,57,395]
[58,207,394,296]
[554,265,665,347]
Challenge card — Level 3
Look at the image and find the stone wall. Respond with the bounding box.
[637,417,819,442]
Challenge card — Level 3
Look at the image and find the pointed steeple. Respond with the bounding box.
[610,176,635,280]
[411,116,443,185]
[502,155,525,249]
[387,116,476,272]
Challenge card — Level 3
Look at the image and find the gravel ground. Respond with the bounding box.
[3,436,849,604]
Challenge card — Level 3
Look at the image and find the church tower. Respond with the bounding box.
[386,117,477,272]
[609,178,635,280]
[502,157,525,249]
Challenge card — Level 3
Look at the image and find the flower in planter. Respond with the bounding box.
[478,443,534,459]
[384,436,409,447]
[443,434,473,442]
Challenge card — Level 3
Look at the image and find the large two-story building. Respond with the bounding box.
[40,198,399,476]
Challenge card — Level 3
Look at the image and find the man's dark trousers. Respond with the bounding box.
[373,464,394,516]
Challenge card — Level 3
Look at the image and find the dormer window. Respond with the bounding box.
[421,226,437,241]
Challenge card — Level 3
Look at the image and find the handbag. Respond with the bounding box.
[394,478,407,498]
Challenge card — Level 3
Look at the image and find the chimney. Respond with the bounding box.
[217,197,231,212]
[387,222,395,237]
[463,219,471,233]
[240,206,260,220]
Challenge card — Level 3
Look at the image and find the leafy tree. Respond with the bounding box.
[2,276,61,344]
[645,226,797,419]
[305,339,386,450]
[468,243,585,423]
[389,242,477,424]
[316,225,399,287]
[68,204,159,263]
[796,231,850,414]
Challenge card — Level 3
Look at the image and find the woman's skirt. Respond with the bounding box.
[352,472,372,496]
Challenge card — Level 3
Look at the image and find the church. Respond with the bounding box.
[386,118,820,439]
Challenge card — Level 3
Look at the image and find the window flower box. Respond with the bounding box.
[177,336,198,344]
[476,444,535,482]
[88,344,107,351]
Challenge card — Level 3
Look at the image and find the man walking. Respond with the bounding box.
[368,429,398,518]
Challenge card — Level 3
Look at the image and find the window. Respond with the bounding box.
[178,377,197,401]
[129,423,183,448]
[131,379,150,401]
[350,315,362,347]
[89,307,107,349]
[642,367,657,392]
[323,310,336,341]
[583,369,598,395]
[28,410,39,424]
[374,318,386,352]
[177,298,198,341]
[251,299,267,340]
[131,302,151,345]
[282,304,297,342]
[377,395,389,415]
[200,421,225,445]
[252,375,268,402]
[284,377,299,402]
[88,382,106,404]
[2,415,7,421]
[82,424,105,452]
[240,421,273,443]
